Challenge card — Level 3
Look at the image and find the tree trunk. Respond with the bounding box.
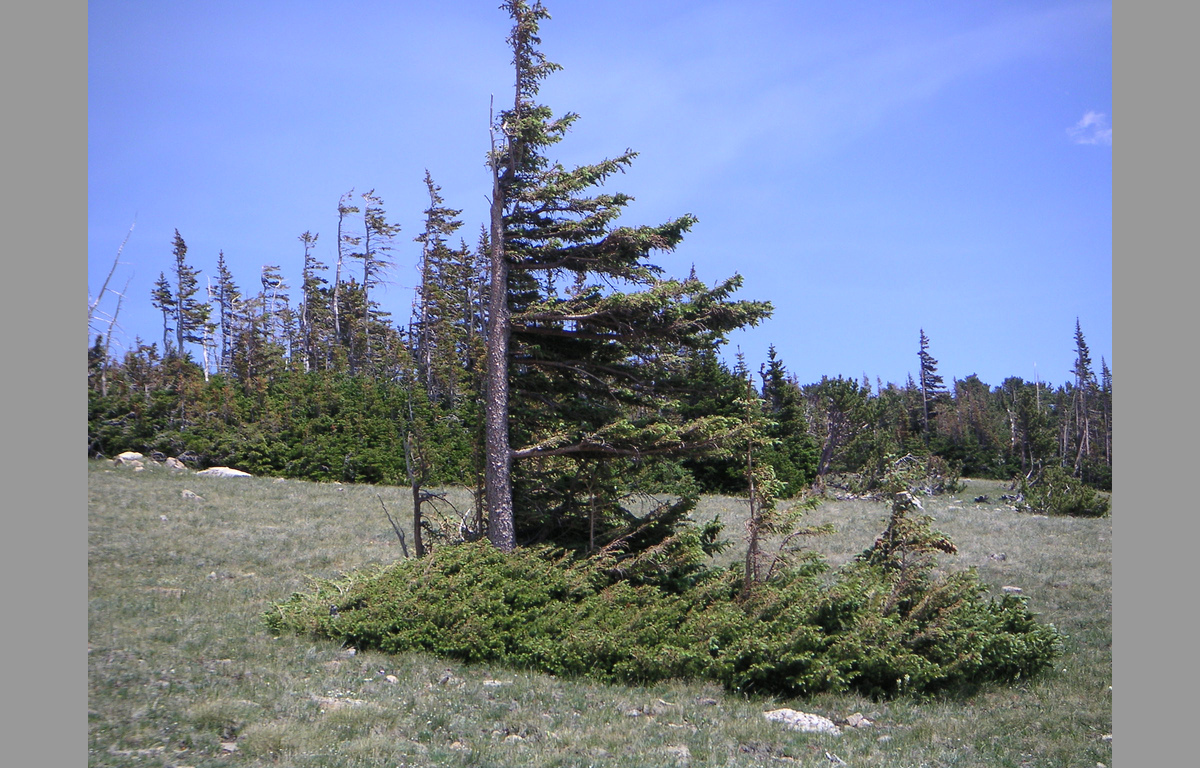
[483,149,515,552]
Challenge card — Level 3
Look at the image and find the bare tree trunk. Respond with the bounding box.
[742,441,759,595]
[89,222,134,331]
[334,193,353,353]
[405,433,427,558]
[98,277,131,398]
[483,148,515,552]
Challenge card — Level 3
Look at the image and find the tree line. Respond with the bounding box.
[89,0,1111,558]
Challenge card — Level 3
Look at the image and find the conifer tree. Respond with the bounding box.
[333,191,360,356]
[297,231,328,372]
[804,375,870,477]
[1070,318,1096,475]
[357,190,400,367]
[1098,357,1112,469]
[918,328,945,446]
[758,346,819,495]
[169,230,210,358]
[213,251,241,375]
[481,0,771,551]
[150,271,175,357]
[412,172,470,404]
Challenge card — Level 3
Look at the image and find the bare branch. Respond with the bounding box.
[378,495,410,558]
[89,221,135,330]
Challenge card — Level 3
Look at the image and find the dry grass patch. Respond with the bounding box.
[89,461,1109,767]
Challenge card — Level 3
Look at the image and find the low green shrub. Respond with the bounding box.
[266,497,1061,699]
[833,453,964,499]
[1018,464,1110,517]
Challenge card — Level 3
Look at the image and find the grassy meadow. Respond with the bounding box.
[88,459,1111,767]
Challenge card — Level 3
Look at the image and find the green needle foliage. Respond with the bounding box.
[267,493,1061,700]
[478,0,774,551]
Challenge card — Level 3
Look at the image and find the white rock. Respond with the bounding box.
[763,708,842,735]
[115,451,144,463]
[165,457,187,470]
[181,489,204,501]
[844,712,873,728]
[196,467,252,477]
[1001,585,1023,594]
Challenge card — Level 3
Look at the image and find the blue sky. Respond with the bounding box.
[87,0,1111,390]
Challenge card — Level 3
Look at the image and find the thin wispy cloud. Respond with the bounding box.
[1068,111,1112,145]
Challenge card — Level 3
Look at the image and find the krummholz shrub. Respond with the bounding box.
[267,501,1062,699]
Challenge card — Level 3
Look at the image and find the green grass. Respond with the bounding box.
[89,462,1111,767]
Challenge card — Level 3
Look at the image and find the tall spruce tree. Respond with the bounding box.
[1070,318,1096,475]
[918,328,945,446]
[333,191,360,357]
[169,230,210,359]
[213,251,241,375]
[297,231,327,372]
[357,190,401,367]
[150,272,175,356]
[481,0,771,551]
[758,346,819,495]
[412,171,471,404]
[1098,356,1112,470]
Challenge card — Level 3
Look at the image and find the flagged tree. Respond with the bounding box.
[917,328,946,446]
[168,230,210,359]
[481,0,771,551]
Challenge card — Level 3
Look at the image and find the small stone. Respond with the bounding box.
[1001,585,1023,594]
[207,572,217,580]
[989,552,1007,561]
[181,489,204,501]
[1101,734,1112,742]
[665,744,691,762]
[844,712,873,728]
[503,734,525,743]
[385,674,398,684]
[220,742,238,753]
[165,457,187,470]
[697,697,718,706]
[160,515,169,522]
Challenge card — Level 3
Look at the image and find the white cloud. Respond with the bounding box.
[1068,111,1112,145]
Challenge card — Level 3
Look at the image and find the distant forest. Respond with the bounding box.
[86,199,1112,499]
